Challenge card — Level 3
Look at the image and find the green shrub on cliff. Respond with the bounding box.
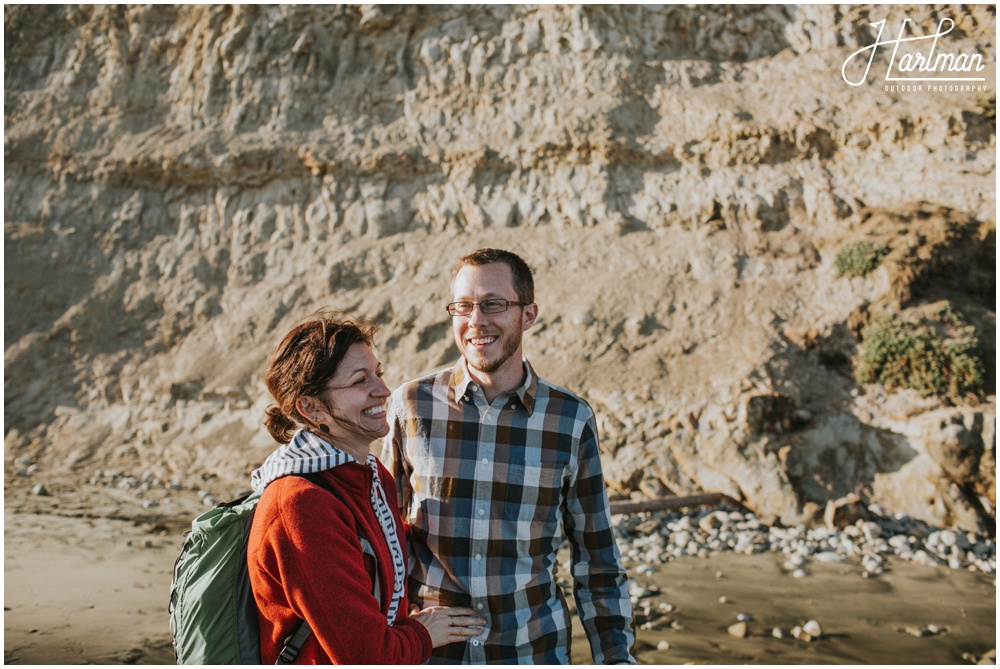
[857,316,985,399]
[978,94,996,124]
[836,241,890,278]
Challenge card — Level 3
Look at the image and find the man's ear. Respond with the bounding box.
[522,303,539,331]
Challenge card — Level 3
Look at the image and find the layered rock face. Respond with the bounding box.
[4,5,996,530]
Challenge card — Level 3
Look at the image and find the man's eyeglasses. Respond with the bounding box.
[446,299,527,317]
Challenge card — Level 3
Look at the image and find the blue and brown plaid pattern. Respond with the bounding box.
[380,359,636,664]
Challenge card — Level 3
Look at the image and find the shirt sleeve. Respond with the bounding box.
[251,481,431,664]
[564,414,637,664]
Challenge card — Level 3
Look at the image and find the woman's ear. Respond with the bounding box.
[295,395,316,421]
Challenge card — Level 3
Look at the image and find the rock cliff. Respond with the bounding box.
[4,5,996,531]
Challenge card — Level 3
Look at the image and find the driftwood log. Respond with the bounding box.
[609,493,743,516]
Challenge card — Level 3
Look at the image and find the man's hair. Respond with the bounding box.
[451,248,535,304]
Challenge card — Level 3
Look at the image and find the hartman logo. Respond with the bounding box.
[842,18,988,91]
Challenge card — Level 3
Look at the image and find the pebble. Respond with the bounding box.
[30,484,49,496]
[862,554,884,574]
[772,627,785,639]
[628,582,658,599]
[888,535,910,549]
[727,622,748,638]
[736,613,752,622]
[718,596,728,604]
[670,530,692,547]
[861,521,883,542]
[802,620,823,638]
[614,504,995,577]
[905,626,927,637]
[698,511,725,532]
[966,648,999,665]
[926,624,945,635]
[656,640,670,651]
[784,554,807,569]
[939,530,958,547]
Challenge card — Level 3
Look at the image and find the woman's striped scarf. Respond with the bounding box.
[251,429,406,625]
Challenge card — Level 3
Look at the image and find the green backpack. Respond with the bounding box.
[169,474,350,664]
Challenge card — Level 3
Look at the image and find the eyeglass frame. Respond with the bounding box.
[446,299,528,317]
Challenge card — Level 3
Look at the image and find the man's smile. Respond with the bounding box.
[467,335,498,347]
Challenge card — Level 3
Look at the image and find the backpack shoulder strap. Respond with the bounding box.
[273,473,341,665]
[300,471,346,503]
[276,620,313,665]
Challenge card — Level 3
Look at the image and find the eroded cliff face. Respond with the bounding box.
[4,5,996,530]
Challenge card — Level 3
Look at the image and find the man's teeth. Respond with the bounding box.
[361,406,386,416]
[470,336,497,345]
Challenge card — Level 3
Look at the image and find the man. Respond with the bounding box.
[381,248,636,664]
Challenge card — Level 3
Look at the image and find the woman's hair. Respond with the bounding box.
[263,309,379,444]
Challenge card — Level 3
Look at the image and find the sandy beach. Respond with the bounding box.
[4,474,995,665]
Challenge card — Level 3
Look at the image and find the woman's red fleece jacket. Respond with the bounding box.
[248,461,432,664]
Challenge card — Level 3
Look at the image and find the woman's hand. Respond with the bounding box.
[409,606,486,648]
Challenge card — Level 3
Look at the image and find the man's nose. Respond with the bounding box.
[467,303,490,326]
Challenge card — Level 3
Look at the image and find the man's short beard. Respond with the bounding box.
[468,333,521,374]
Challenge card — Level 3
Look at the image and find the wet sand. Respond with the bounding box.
[4,481,996,665]
[571,553,996,664]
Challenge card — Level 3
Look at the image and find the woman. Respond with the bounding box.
[248,312,484,664]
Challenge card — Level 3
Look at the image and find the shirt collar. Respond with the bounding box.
[450,357,537,415]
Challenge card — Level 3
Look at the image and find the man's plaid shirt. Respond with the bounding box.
[380,358,636,664]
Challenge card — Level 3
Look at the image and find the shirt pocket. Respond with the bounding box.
[502,461,563,522]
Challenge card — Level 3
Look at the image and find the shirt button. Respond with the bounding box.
[475,553,482,560]
[481,458,489,465]
[478,508,485,516]
[476,603,484,610]
[469,384,478,393]
[472,640,481,646]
